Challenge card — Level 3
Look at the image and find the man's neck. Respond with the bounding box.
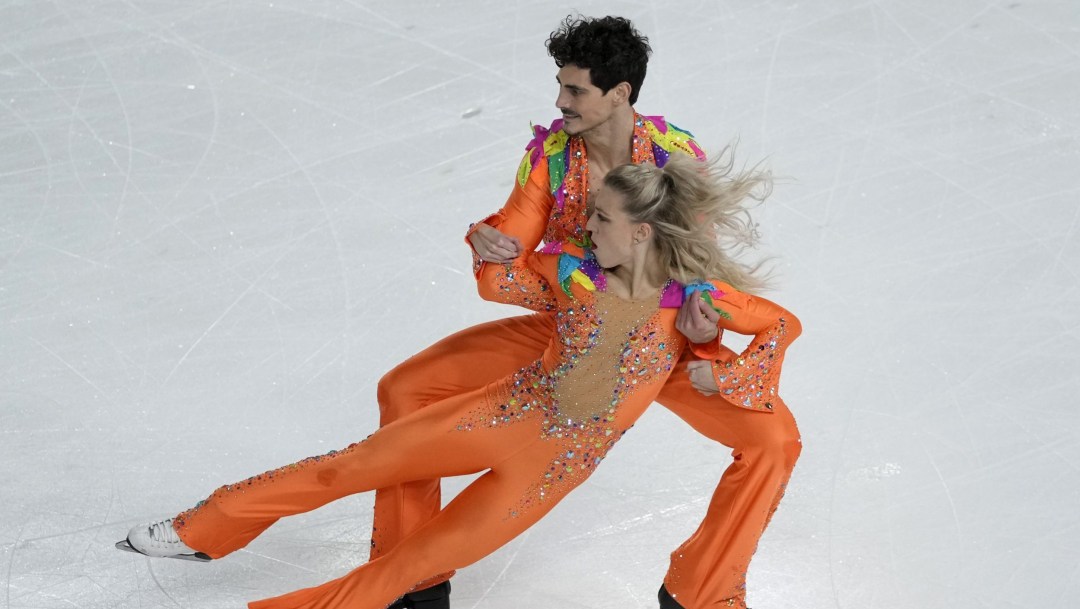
[581,106,636,173]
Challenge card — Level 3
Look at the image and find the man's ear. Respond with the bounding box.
[610,81,632,106]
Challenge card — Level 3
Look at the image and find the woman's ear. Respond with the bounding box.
[633,222,653,245]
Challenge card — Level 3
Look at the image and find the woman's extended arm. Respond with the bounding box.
[686,284,802,412]
[476,250,558,314]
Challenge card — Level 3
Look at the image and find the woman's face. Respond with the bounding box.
[586,187,640,268]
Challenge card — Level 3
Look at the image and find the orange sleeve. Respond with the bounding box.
[693,284,802,412]
[465,153,554,280]
[476,248,559,314]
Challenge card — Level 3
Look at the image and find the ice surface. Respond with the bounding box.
[2,1,1078,608]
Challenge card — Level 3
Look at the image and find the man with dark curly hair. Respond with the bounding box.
[371,15,800,609]
[117,15,800,609]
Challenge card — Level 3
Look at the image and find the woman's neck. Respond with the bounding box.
[606,256,669,301]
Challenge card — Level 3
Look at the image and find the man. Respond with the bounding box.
[374,15,800,609]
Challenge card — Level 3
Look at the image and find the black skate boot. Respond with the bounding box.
[388,581,451,609]
[659,585,751,609]
[658,584,685,609]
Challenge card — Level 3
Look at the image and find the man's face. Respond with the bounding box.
[555,64,619,136]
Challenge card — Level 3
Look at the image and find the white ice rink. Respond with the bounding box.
[2,1,1078,608]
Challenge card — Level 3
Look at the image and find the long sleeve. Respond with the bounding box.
[465,152,555,280]
[476,250,558,314]
[689,284,801,413]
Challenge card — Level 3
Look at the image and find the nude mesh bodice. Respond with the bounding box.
[552,290,659,426]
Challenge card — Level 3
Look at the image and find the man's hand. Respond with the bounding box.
[469,223,523,263]
[687,360,720,396]
[676,290,720,344]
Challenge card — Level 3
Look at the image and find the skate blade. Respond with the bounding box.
[115,539,212,562]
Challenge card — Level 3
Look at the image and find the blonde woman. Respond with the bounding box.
[119,154,800,609]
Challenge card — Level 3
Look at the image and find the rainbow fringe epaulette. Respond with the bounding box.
[516,115,706,191]
[659,281,732,319]
[641,115,707,166]
[517,119,569,190]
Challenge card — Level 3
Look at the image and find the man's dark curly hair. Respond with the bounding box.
[546,15,652,105]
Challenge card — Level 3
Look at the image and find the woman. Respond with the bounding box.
[118,153,800,609]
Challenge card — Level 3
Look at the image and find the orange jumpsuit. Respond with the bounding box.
[170,244,800,609]
[373,115,802,609]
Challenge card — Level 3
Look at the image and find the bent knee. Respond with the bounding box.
[377,362,425,424]
[739,415,802,470]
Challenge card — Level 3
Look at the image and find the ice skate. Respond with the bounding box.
[116,518,211,562]
[388,581,451,609]
[658,585,685,609]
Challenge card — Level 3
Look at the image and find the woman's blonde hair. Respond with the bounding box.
[602,149,771,292]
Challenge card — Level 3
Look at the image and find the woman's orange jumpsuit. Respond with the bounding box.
[374,116,803,608]
[170,246,800,609]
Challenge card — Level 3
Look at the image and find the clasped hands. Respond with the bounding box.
[677,290,723,396]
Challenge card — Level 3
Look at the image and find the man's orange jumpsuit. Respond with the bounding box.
[373,115,803,608]
[170,242,800,609]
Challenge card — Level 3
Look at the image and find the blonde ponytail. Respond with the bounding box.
[602,149,771,292]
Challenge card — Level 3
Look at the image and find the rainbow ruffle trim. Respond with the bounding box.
[548,243,731,319]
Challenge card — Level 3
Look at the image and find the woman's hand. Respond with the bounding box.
[676,290,720,344]
[687,360,720,396]
[469,224,523,263]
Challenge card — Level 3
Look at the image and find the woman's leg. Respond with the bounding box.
[370,313,553,572]
[655,360,802,609]
[248,437,587,609]
[173,386,524,560]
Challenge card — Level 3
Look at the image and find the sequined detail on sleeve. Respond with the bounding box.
[711,317,791,412]
[472,249,483,276]
[468,223,485,277]
[486,260,557,313]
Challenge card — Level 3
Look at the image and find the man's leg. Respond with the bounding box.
[370,313,554,585]
[654,360,801,609]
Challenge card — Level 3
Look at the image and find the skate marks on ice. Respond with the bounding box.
[2,1,1079,609]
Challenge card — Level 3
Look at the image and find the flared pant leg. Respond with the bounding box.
[173,386,513,560]
[655,358,802,609]
[369,313,552,587]
[172,386,575,609]
[247,430,585,609]
[170,384,588,609]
